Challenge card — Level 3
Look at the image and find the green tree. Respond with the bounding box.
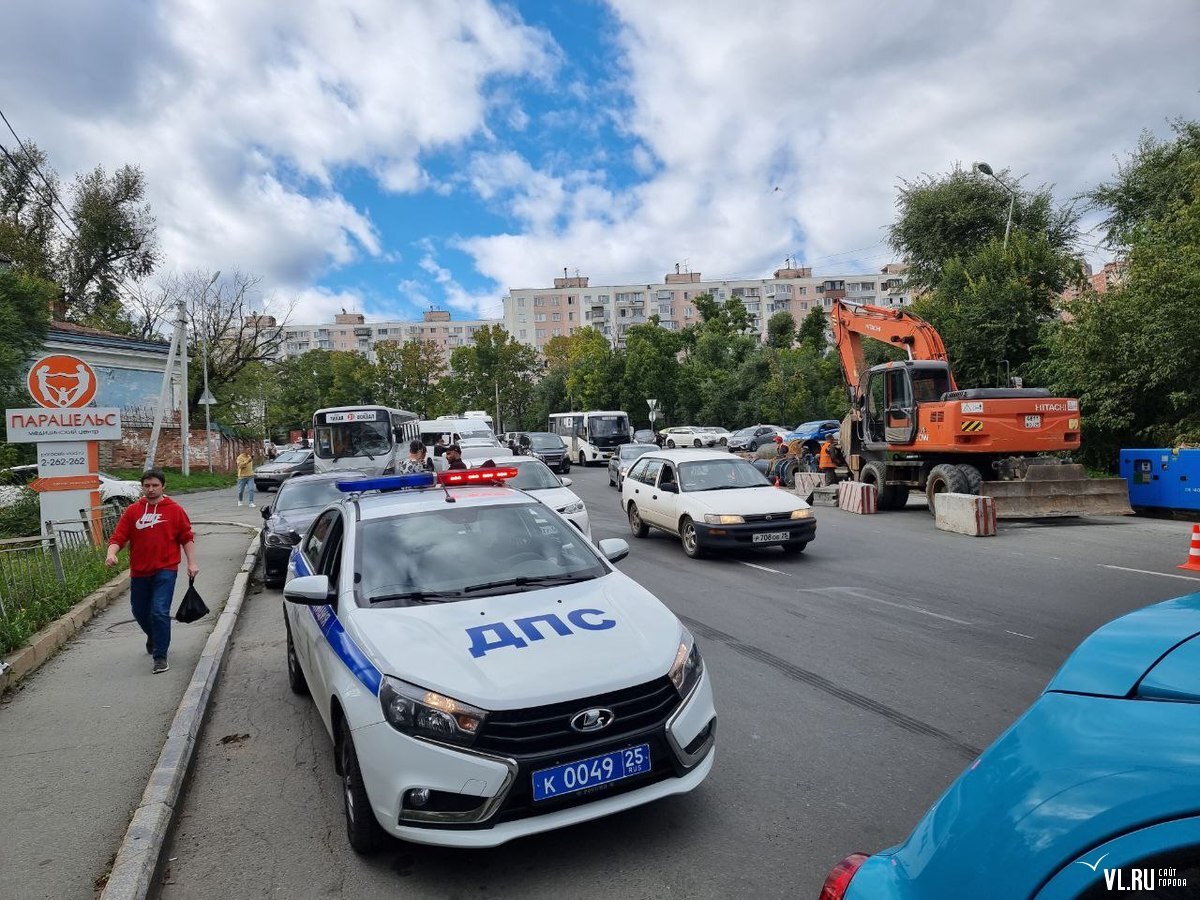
[766,310,796,349]
[0,268,55,458]
[0,145,59,281]
[374,339,446,416]
[620,319,682,426]
[889,166,1079,292]
[1042,121,1200,466]
[269,350,337,433]
[443,325,542,431]
[797,307,827,352]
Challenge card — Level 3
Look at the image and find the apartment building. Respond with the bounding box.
[276,309,498,363]
[502,263,912,351]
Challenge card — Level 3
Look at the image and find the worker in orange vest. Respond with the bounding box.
[818,437,839,486]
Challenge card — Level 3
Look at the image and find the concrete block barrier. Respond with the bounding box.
[935,493,997,536]
[837,480,878,514]
[793,472,824,503]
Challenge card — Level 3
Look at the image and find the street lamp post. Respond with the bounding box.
[199,271,220,473]
[973,161,1016,252]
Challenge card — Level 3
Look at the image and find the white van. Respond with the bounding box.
[418,418,513,468]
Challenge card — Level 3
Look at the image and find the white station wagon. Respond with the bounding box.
[620,449,817,558]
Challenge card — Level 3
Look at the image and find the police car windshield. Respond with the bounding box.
[356,503,606,606]
[679,459,770,492]
[505,460,562,491]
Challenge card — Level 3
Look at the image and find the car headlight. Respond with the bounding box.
[558,500,585,515]
[790,508,813,519]
[703,514,744,525]
[379,676,488,747]
[264,531,290,547]
[668,630,704,698]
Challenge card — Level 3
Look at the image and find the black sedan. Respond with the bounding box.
[260,471,366,587]
[253,449,315,492]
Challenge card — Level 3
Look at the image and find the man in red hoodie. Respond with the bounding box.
[105,469,200,674]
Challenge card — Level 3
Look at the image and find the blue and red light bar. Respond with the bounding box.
[437,467,518,485]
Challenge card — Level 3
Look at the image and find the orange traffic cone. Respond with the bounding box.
[1179,524,1200,572]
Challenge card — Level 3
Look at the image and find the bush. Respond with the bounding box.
[0,489,40,539]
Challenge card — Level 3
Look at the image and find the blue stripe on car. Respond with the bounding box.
[290,549,382,694]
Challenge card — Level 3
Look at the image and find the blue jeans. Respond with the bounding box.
[130,570,177,659]
[237,477,255,503]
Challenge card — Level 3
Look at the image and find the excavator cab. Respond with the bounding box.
[861,361,952,447]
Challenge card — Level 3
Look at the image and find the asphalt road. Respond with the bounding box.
[160,468,1200,899]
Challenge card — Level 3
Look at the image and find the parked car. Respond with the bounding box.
[609,443,658,489]
[823,592,1200,899]
[281,466,715,850]
[633,429,658,445]
[0,464,37,509]
[782,419,841,454]
[98,472,143,509]
[658,426,714,448]
[728,425,788,452]
[503,432,570,474]
[260,471,367,588]
[700,427,732,448]
[620,449,816,558]
[497,455,590,538]
[254,448,315,492]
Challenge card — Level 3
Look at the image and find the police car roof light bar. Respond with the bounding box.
[337,472,436,493]
[436,467,518,486]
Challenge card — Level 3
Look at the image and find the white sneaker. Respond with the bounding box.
[237,501,243,507]
[249,502,256,508]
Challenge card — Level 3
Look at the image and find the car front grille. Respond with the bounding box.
[741,513,794,523]
[472,676,679,757]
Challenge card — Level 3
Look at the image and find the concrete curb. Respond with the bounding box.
[0,570,132,699]
[100,535,261,900]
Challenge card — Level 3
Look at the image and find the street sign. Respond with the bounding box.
[649,410,660,422]
[29,474,100,493]
[647,399,659,411]
[198,389,217,405]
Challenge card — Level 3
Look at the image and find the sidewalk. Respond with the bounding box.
[0,488,263,900]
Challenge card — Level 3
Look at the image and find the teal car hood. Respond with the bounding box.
[846,593,1200,899]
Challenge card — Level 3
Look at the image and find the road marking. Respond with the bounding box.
[797,587,973,625]
[740,561,789,576]
[1006,630,1034,639]
[1101,565,1200,582]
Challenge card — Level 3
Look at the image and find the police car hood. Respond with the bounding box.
[351,573,683,710]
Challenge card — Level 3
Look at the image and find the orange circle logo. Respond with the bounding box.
[27,354,99,409]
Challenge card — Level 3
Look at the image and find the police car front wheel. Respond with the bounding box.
[285,619,308,696]
[339,718,389,854]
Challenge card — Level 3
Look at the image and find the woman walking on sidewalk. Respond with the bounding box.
[235,450,256,507]
[104,469,200,674]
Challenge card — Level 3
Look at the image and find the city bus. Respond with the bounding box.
[548,410,632,466]
[311,406,420,475]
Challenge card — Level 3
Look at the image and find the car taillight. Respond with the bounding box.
[819,853,868,900]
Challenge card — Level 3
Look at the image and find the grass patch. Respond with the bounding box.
[108,467,238,492]
[0,490,40,539]
[0,544,127,656]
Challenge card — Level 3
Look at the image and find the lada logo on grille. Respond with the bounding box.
[570,707,615,733]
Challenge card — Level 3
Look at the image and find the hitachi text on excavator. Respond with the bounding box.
[829,300,1132,518]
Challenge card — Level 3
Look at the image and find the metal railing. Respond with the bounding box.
[0,505,119,623]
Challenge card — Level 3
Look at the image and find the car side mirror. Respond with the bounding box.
[598,538,629,564]
[260,505,271,519]
[660,482,678,494]
[283,574,332,606]
[560,477,573,487]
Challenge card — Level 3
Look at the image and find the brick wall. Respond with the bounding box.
[103,427,261,473]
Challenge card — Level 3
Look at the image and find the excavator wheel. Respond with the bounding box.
[861,461,909,511]
[925,463,969,516]
[957,464,984,496]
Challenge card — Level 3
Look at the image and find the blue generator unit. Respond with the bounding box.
[1119,448,1200,512]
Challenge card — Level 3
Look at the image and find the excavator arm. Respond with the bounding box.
[829,300,957,395]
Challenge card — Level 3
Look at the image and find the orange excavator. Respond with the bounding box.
[829,300,1132,517]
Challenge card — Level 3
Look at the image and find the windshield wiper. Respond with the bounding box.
[695,484,746,491]
[462,574,594,594]
[365,589,462,605]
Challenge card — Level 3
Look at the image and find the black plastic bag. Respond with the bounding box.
[176,576,210,624]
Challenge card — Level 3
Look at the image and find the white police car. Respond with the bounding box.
[282,467,716,852]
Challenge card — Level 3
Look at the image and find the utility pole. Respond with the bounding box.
[198,271,220,473]
[179,297,190,476]
[145,302,184,471]
[494,376,501,434]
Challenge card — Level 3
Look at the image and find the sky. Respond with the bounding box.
[2,0,1197,327]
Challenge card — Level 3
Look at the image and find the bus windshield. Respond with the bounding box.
[316,420,392,460]
[588,415,629,438]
